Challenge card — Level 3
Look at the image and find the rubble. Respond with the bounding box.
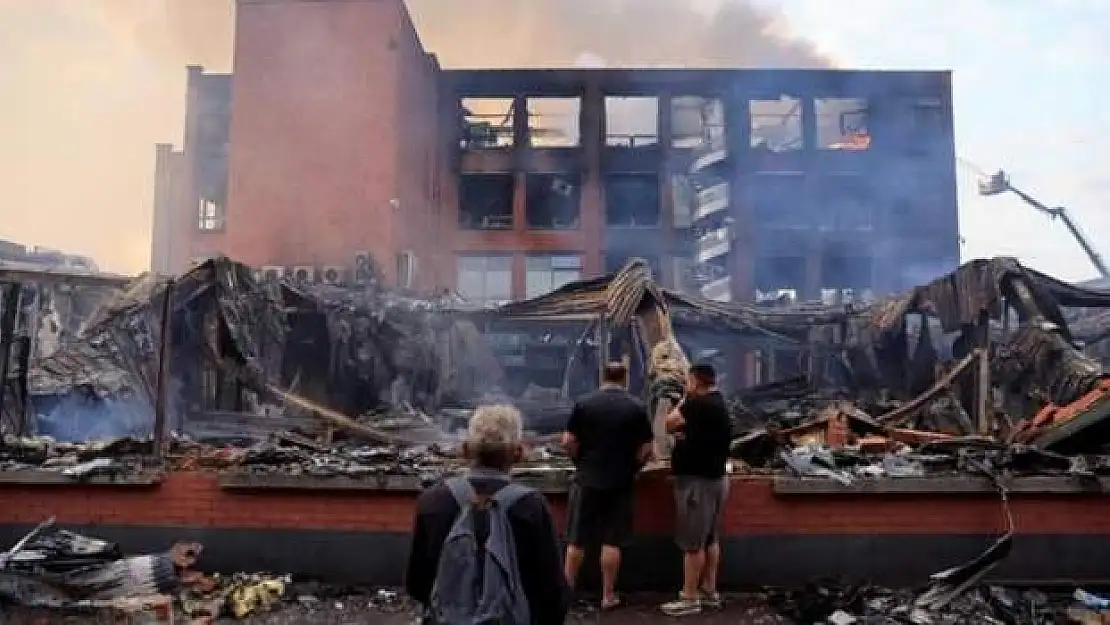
[0,435,155,477]
[767,582,1081,625]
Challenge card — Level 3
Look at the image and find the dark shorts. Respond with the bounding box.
[565,483,634,548]
[673,476,728,552]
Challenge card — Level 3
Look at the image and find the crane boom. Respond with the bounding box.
[978,170,1110,279]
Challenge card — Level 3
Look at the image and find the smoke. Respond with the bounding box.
[0,1,232,275]
[406,0,833,69]
[0,0,829,275]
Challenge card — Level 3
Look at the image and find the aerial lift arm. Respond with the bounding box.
[979,170,1110,279]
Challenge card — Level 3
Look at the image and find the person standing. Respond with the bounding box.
[406,405,569,625]
[661,363,732,617]
[561,361,654,610]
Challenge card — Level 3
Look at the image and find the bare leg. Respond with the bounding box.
[564,544,585,589]
[682,549,706,599]
[599,545,621,605]
[700,541,720,593]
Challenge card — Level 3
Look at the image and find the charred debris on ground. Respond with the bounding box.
[3,256,1110,483]
[6,257,1110,621]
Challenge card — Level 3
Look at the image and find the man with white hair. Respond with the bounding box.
[405,405,569,624]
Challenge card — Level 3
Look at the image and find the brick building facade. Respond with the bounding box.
[153,0,960,303]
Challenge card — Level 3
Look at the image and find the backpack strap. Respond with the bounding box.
[491,482,533,510]
[444,476,476,509]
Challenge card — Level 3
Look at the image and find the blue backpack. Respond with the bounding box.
[428,476,533,625]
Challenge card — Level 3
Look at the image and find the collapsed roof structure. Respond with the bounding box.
[3,254,1110,461]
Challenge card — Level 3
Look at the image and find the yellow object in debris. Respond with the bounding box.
[227,578,286,619]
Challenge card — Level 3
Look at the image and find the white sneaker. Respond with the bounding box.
[661,595,702,616]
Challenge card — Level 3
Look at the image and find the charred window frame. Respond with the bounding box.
[604,174,661,227]
[459,173,515,230]
[456,255,513,304]
[752,172,807,229]
[526,173,581,230]
[671,96,725,150]
[459,97,515,149]
[525,254,583,299]
[525,97,581,148]
[605,97,659,147]
[909,97,945,153]
[754,256,806,303]
[814,97,871,151]
[750,96,802,152]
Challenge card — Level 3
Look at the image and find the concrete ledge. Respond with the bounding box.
[218,470,573,494]
[773,475,1110,495]
[0,470,163,487]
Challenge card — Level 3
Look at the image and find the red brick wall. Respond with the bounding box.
[225,0,412,271]
[391,4,447,289]
[2,472,1109,537]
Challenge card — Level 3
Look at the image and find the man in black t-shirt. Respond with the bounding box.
[661,363,732,617]
[561,362,653,611]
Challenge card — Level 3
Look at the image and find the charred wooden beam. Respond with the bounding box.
[152,280,174,460]
[0,283,22,422]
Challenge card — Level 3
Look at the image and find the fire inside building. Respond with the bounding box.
[152,0,959,309]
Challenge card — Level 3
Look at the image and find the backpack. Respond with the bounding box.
[428,476,533,625]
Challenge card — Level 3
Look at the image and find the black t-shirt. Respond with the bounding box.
[671,390,731,479]
[567,387,653,490]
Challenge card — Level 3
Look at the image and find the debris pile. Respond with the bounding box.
[0,435,155,477]
[767,581,1079,625]
[0,518,301,622]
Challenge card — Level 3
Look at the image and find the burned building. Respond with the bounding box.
[152,68,231,276]
[153,0,958,306]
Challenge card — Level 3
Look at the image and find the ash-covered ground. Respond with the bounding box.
[0,592,789,624]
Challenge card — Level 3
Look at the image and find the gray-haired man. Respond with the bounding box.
[405,405,569,624]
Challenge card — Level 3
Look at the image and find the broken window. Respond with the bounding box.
[459,173,514,230]
[605,97,659,147]
[908,97,944,151]
[459,97,515,148]
[525,254,582,299]
[604,174,660,227]
[815,174,873,230]
[525,97,580,147]
[672,97,725,149]
[754,257,806,298]
[750,96,802,152]
[752,173,807,229]
[815,97,870,150]
[456,255,512,304]
[526,173,581,229]
[197,198,224,231]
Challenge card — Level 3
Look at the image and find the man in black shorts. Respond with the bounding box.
[562,362,653,610]
[661,363,732,617]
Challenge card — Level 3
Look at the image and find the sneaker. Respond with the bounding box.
[700,591,723,610]
[661,595,702,617]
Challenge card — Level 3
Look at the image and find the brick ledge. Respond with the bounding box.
[773,475,1110,495]
[0,470,164,487]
